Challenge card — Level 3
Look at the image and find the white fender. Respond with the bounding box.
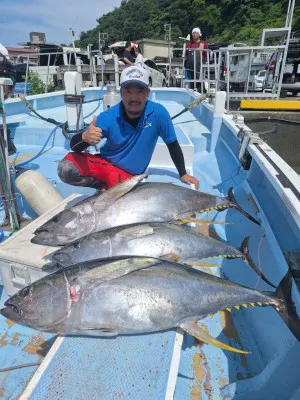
[15,170,63,216]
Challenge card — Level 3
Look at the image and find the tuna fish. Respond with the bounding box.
[50,223,275,287]
[1,256,299,354]
[32,174,259,246]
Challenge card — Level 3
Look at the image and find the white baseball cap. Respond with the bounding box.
[120,66,149,89]
[192,28,202,36]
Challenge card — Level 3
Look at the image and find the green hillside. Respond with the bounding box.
[77,0,300,48]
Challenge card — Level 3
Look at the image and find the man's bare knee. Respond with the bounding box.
[57,158,106,190]
[57,159,80,184]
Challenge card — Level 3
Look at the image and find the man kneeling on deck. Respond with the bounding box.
[58,66,199,190]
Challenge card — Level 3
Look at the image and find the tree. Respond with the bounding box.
[76,0,295,47]
[28,71,56,95]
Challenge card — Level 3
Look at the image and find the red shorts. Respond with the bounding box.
[64,152,133,188]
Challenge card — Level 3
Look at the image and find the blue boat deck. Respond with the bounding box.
[0,88,299,399]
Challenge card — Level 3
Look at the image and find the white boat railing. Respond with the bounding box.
[14,42,291,112]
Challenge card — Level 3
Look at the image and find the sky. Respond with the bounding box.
[0,0,122,47]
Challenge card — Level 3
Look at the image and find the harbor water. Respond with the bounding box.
[243,117,300,174]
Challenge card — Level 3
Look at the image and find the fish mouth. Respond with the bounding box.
[31,226,54,245]
[0,305,61,331]
[1,304,23,322]
[31,233,49,245]
[1,300,67,330]
[31,231,70,246]
[34,225,47,234]
[33,220,56,236]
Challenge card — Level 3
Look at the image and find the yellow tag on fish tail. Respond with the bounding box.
[179,321,250,354]
[250,303,255,307]
[242,304,248,308]
[257,302,263,306]
[235,305,240,310]
[226,308,232,312]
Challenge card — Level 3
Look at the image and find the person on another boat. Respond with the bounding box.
[185,27,208,91]
[122,41,134,66]
[134,46,144,68]
[57,66,199,191]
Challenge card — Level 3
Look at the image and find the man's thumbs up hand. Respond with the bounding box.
[82,115,102,145]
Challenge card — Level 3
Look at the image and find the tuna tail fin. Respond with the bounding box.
[228,188,260,225]
[272,270,300,341]
[240,237,276,288]
[179,320,250,354]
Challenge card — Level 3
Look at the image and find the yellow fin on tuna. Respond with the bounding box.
[185,261,219,268]
[174,217,230,226]
[179,321,250,354]
[115,225,154,239]
[161,253,181,262]
[94,174,147,205]
[83,257,160,283]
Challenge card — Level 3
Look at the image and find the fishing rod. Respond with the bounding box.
[18,94,103,126]
[171,93,212,120]
[18,94,63,126]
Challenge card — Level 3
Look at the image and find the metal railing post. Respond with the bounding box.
[193,48,196,89]
[245,49,253,93]
[45,53,51,93]
[226,50,230,112]
[24,56,30,96]
[207,50,210,95]
[200,50,203,93]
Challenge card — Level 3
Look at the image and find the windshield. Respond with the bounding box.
[258,70,266,77]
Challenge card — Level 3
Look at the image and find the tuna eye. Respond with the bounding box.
[74,243,80,249]
[52,215,60,223]
[21,287,30,296]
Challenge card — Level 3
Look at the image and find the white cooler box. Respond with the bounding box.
[0,194,83,296]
